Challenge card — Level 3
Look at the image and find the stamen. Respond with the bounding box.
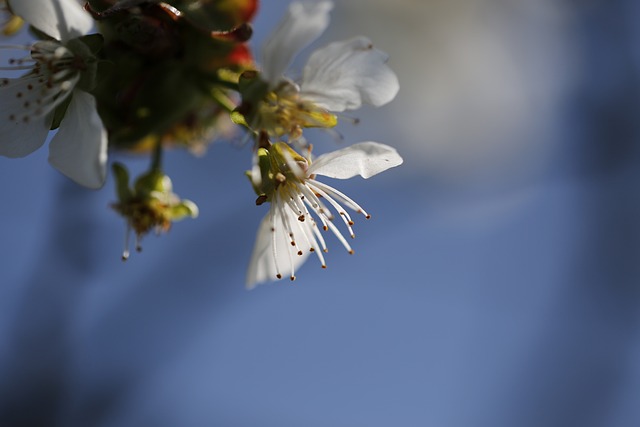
[268,206,282,280]
[122,224,131,261]
[308,179,370,218]
[308,184,356,238]
[323,216,354,254]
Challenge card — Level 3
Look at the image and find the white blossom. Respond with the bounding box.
[262,1,399,111]
[246,1,399,139]
[246,141,403,288]
[0,0,107,189]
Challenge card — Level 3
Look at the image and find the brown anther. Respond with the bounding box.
[240,70,258,80]
[310,248,315,252]
[348,250,355,255]
[348,221,354,226]
[321,265,327,269]
[365,215,371,219]
[297,251,303,256]
[323,226,328,231]
[298,215,305,221]
[211,22,253,43]
[276,273,282,279]
[255,194,268,205]
[290,276,296,281]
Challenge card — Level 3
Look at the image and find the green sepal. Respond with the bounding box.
[112,162,133,201]
[230,110,248,127]
[169,200,199,221]
[50,95,73,130]
[134,170,171,196]
[76,33,104,56]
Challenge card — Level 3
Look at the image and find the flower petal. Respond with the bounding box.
[0,78,51,158]
[300,36,399,111]
[8,0,93,41]
[308,142,403,179]
[261,1,333,86]
[246,206,312,289]
[48,90,107,189]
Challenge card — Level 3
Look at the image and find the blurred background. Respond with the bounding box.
[1,0,640,426]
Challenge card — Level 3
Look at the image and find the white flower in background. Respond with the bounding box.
[0,0,107,189]
[246,141,403,288]
[1,0,24,36]
[242,0,399,138]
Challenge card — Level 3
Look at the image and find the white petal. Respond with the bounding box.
[246,206,312,289]
[261,1,333,86]
[0,78,51,158]
[308,142,403,179]
[48,90,107,189]
[8,0,93,41]
[300,37,399,111]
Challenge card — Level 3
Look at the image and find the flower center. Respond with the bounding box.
[0,41,83,124]
[254,82,337,139]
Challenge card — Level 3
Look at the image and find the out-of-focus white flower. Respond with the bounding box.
[1,0,24,36]
[246,141,403,288]
[0,0,107,189]
[241,1,399,138]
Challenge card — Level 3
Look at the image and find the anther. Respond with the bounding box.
[276,273,282,279]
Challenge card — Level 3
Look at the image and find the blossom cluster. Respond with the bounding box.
[0,0,402,287]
